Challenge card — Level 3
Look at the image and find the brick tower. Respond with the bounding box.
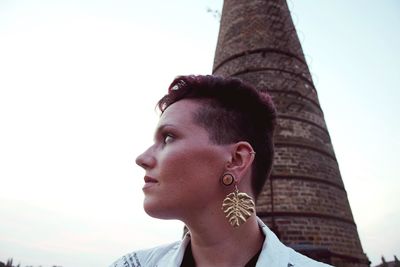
[212,1,369,266]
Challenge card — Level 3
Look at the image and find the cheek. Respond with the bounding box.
[161,147,224,186]
[158,149,186,175]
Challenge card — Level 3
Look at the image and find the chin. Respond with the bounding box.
[143,198,179,220]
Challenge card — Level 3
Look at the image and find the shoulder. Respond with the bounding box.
[108,241,181,267]
[256,217,332,267]
[287,248,332,267]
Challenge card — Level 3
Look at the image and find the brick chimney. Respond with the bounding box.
[213,1,369,266]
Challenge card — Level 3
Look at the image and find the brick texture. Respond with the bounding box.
[212,0,369,265]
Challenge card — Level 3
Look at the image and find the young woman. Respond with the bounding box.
[110,75,331,267]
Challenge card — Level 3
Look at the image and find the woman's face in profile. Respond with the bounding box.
[136,99,230,220]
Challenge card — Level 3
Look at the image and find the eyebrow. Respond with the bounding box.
[153,124,175,140]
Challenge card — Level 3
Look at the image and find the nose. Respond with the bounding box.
[135,147,156,170]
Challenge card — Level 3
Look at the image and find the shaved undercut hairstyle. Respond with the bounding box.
[157,75,276,199]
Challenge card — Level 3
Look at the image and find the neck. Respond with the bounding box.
[184,214,264,267]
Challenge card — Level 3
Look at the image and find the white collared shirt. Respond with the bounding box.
[109,217,333,267]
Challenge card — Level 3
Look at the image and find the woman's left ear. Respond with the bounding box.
[225,141,255,183]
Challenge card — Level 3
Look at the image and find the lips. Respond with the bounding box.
[143,176,158,190]
[144,176,158,183]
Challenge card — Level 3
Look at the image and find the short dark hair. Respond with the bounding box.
[157,75,276,198]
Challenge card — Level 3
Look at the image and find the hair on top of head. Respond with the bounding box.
[157,75,276,199]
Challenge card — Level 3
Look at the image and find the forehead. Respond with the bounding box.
[158,99,203,128]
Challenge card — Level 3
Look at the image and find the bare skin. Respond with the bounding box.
[136,99,265,266]
[187,213,265,267]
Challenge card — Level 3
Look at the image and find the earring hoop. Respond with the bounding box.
[221,173,235,186]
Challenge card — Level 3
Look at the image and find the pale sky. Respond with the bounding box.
[0,1,399,266]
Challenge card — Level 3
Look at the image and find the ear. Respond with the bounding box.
[225,141,255,183]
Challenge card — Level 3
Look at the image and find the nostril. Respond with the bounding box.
[135,155,146,168]
[135,152,155,169]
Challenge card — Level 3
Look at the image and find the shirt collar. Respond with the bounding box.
[256,217,290,266]
[167,217,290,267]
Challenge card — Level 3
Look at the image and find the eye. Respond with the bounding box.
[162,133,174,144]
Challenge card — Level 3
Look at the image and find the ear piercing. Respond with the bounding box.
[220,173,255,228]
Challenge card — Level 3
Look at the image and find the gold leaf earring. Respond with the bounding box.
[221,173,255,228]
